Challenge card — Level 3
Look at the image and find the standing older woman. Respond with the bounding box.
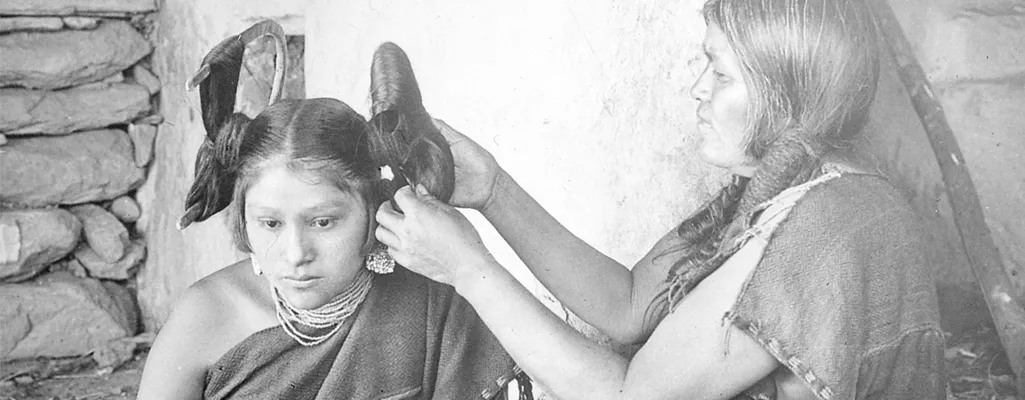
[375,0,945,398]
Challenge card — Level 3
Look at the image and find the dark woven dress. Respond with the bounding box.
[204,267,520,400]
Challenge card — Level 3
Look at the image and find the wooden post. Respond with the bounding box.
[870,0,1025,394]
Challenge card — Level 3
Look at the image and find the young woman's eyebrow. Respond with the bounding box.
[304,201,351,214]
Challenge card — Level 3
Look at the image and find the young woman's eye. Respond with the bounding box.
[312,218,336,229]
[259,219,282,229]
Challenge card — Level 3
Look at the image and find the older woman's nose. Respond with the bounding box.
[690,67,712,101]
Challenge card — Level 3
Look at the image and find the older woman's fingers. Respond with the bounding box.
[374,225,400,249]
[375,198,404,228]
[392,185,432,212]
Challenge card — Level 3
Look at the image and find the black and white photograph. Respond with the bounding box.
[1,0,1023,399]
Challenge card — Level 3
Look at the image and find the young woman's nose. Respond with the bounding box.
[282,226,315,267]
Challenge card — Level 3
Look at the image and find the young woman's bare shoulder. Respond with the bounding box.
[155,260,270,362]
[138,260,262,399]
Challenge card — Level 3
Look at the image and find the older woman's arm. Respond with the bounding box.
[376,187,777,399]
[435,121,680,344]
[481,169,681,343]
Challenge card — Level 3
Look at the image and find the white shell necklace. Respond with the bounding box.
[272,268,374,346]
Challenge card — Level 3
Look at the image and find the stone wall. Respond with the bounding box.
[0,1,157,364]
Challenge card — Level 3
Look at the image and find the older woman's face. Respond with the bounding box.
[690,22,756,176]
[244,163,369,309]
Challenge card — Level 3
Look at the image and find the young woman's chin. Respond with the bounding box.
[274,282,335,310]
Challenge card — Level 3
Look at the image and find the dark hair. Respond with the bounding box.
[367,42,455,206]
[179,21,379,255]
[648,0,881,322]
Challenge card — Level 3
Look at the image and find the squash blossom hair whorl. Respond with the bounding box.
[646,0,881,325]
[178,20,288,231]
[368,42,456,206]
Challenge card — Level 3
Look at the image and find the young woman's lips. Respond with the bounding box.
[283,276,322,289]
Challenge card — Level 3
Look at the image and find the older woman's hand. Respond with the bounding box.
[432,119,502,211]
[375,184,495,286]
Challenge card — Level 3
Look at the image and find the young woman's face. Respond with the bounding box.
[689,22,757,176]
[245,163,369,310]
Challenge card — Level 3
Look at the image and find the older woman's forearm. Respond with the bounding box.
[454,260,633,400]
[479,169,647,343]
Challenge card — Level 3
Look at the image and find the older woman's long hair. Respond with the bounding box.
[648,0,881,326]
[368,42,455,205]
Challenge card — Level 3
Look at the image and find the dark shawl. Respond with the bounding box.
[204,267,519,400]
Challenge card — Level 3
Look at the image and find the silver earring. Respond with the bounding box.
[251,254,262,276]
[365,243,395,274]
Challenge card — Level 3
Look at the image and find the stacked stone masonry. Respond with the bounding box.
[0,0,157,365]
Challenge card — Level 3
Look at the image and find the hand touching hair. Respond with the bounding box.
[368,42,456,209]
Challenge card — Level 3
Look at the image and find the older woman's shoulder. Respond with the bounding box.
[790,172,918,230]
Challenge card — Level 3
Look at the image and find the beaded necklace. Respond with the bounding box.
[272,268,374,346]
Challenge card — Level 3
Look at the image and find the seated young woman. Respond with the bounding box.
[137,21,525,400]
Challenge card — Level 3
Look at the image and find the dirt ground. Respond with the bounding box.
[0,353,144,400]
[0,324,1020,400]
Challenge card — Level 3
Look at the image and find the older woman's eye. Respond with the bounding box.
[713,69,730,83]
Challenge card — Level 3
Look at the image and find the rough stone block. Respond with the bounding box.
[130,64,160,95]
[75,72,126,90]
[108,196,141,223]
[68,204,129,263]
[0,83,150,135]
[0,302,32,360]
[0,0,156,16]
[0,209,82,283]
[73,238,145,280]
[128,123,157,167]
[0,219,19,264]
[0,271,139,361]
[0,129,145,207]
[0,16,62,33]
[61,16,99,30]
[134,114,163,125]
[939,81,1025,298]
[0,20,152,90]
